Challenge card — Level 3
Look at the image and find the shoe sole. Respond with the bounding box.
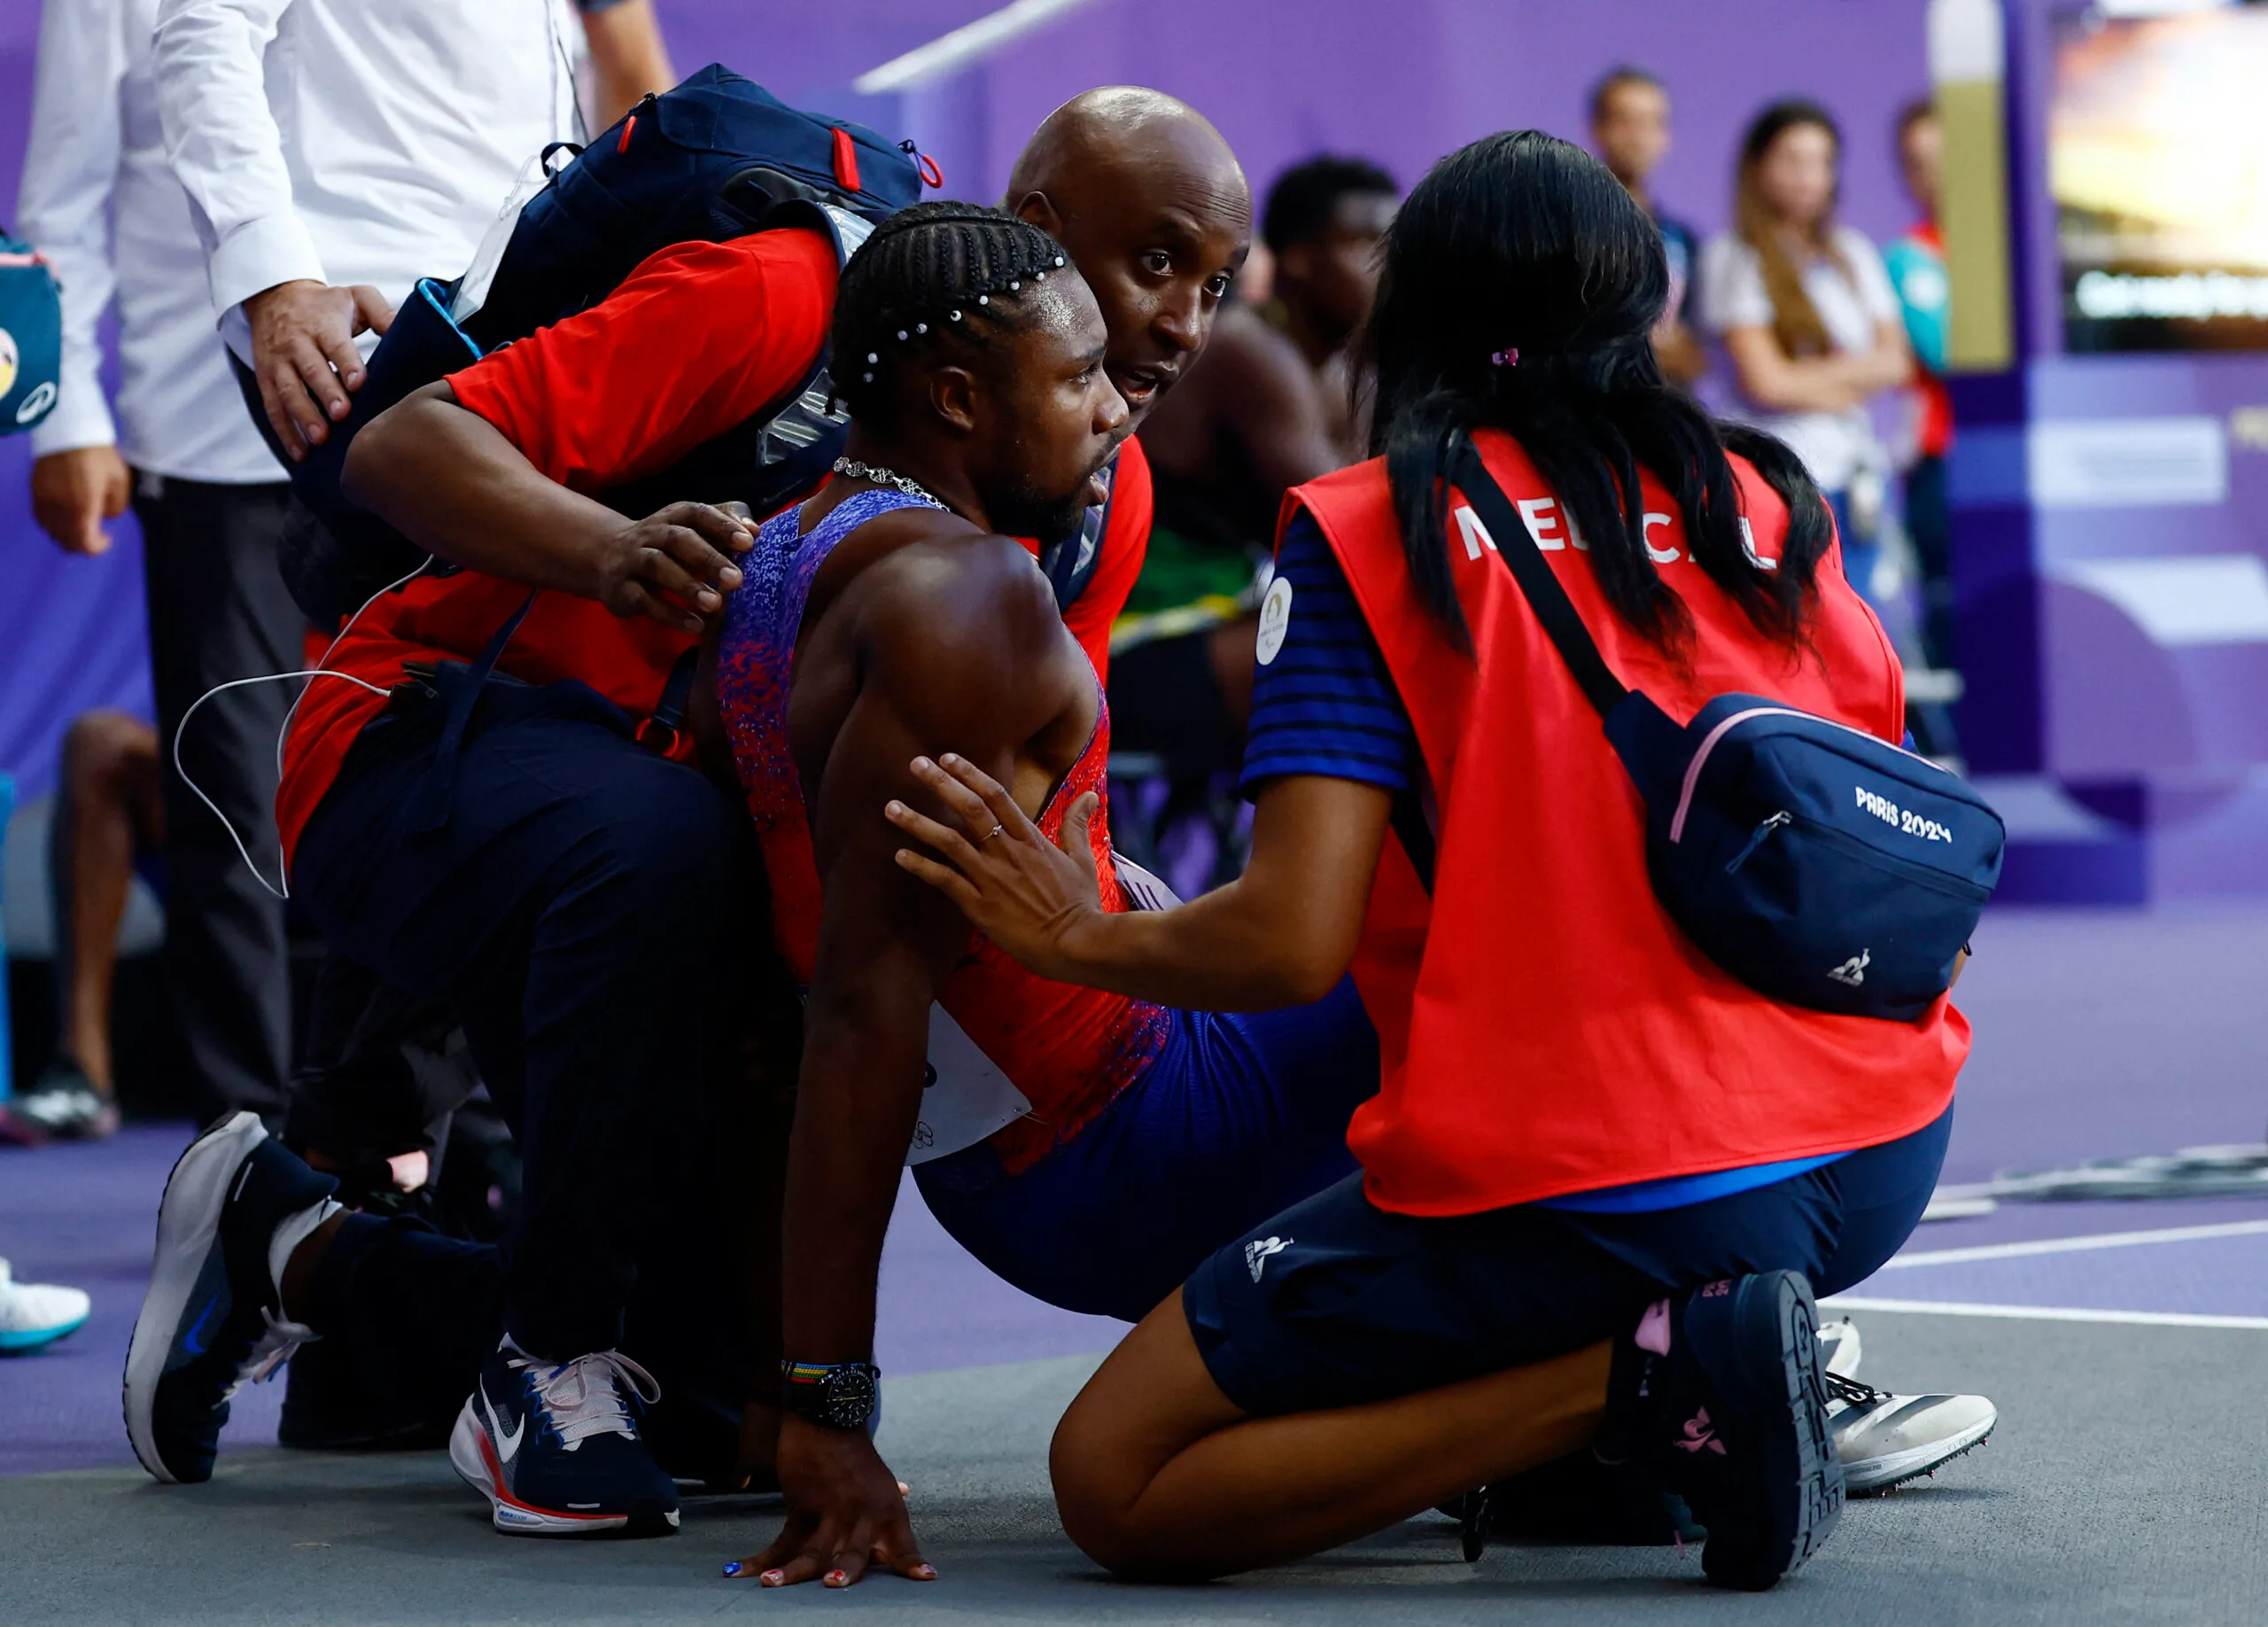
[0,1313,91,1355]
[121,1112,268,1485]
[447,1400,680,1537]
[1691,1272,1845,1590]
[1844,1413,1997,1495]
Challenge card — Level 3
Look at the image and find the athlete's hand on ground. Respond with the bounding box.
[245,279,395,460]
[886,754,1106,980]
[726,1418,932,1588]
[591,501,754,632]
[31,446,131,555]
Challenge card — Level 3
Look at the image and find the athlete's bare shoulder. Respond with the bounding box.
[846,525,1079,725]
[866,526,1060,655]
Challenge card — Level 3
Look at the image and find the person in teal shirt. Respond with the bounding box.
[1885,98,1955,675]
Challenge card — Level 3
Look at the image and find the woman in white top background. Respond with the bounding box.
[1699,99,1910,606]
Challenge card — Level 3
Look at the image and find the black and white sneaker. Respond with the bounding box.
[123,1114,338,1483]
[1448,1315,1867,1558]
[449,1339,680,1537]
[1827,1373,1997,1493]
[7,1059,120,1142]
[1603,1272,1844,1591]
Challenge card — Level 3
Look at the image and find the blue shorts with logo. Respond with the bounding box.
[1184,1102,1954,1416]
[914,977,1379,1323]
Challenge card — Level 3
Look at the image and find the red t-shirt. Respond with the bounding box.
[1069,433,1151,679]
[276,230,840,861]
[1907,221,1953,460]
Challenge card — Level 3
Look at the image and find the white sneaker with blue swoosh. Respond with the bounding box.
[449,1338,680,1536]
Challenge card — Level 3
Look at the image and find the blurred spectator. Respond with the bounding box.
[1885,97,1956,671]
[1588,67,1706,387]
[1701,99,1911,603]
[18,0,300,1124]
[581,0,676,128]
[0,714,159,1146]
[1117,156,1395,879]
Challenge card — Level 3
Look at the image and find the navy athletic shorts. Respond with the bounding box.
[1184,1102,1954,1416]
[914,977,1379,1323]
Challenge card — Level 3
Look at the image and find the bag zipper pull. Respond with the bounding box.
[1725,810,1791,874]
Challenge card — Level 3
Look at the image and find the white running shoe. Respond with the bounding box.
[1817,1317,1863,1379]
[1827,1372,1997,1494]
[0,1258,93,1354]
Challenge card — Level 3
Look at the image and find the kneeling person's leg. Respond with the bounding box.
[294,702,761,1531]
[1054,1172,1845,1589]
[1052,1287,1604,1581]
[1052,1172,1623,1579]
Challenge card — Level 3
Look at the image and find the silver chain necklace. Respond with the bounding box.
[832,457,946,510]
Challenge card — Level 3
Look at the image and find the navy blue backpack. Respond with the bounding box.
[279,66,930,627]
[1450,441,2003,1022]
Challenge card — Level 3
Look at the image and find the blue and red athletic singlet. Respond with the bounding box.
[713,488,1172,1173]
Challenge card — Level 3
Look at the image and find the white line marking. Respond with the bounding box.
[853,0,1101,93]
[1880,1217,2268,1269]
[1823,1295,2268,1331]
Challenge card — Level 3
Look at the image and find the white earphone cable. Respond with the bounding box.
[176,562,436,902]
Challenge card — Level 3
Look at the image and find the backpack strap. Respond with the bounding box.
[1449,440,1627,720]
[408,593,538,833]
[1389,790,1437,894]
[636,646,702,754]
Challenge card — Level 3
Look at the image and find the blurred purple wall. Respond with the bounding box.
[0,5,152,804]
[886,0,1930,247]
[0,0,1931,800]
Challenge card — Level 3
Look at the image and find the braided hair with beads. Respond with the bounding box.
[830,203,1074,426]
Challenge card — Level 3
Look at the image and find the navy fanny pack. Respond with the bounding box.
[1450,442,2003,1022]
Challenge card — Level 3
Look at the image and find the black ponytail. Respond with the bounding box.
[1364,130,1831,658]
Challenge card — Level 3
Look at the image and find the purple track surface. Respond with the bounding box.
[4,905,2262,1479]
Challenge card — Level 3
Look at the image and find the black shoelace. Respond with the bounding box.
[1825,1371,1890,1409]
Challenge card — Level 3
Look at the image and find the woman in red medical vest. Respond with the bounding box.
[884,131,1968,1591]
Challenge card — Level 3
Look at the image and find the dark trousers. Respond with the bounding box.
[1187,1106,1953,1417]
[133,474,299,1120]
[283,952,480,1167]
[291,675,765,1373]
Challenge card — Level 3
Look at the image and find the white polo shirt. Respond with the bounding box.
[153,0,585,334]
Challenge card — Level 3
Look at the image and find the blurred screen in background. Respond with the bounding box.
[2054,1,2268,353]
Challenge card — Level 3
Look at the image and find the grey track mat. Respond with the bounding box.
[3,1310,2260,1626]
